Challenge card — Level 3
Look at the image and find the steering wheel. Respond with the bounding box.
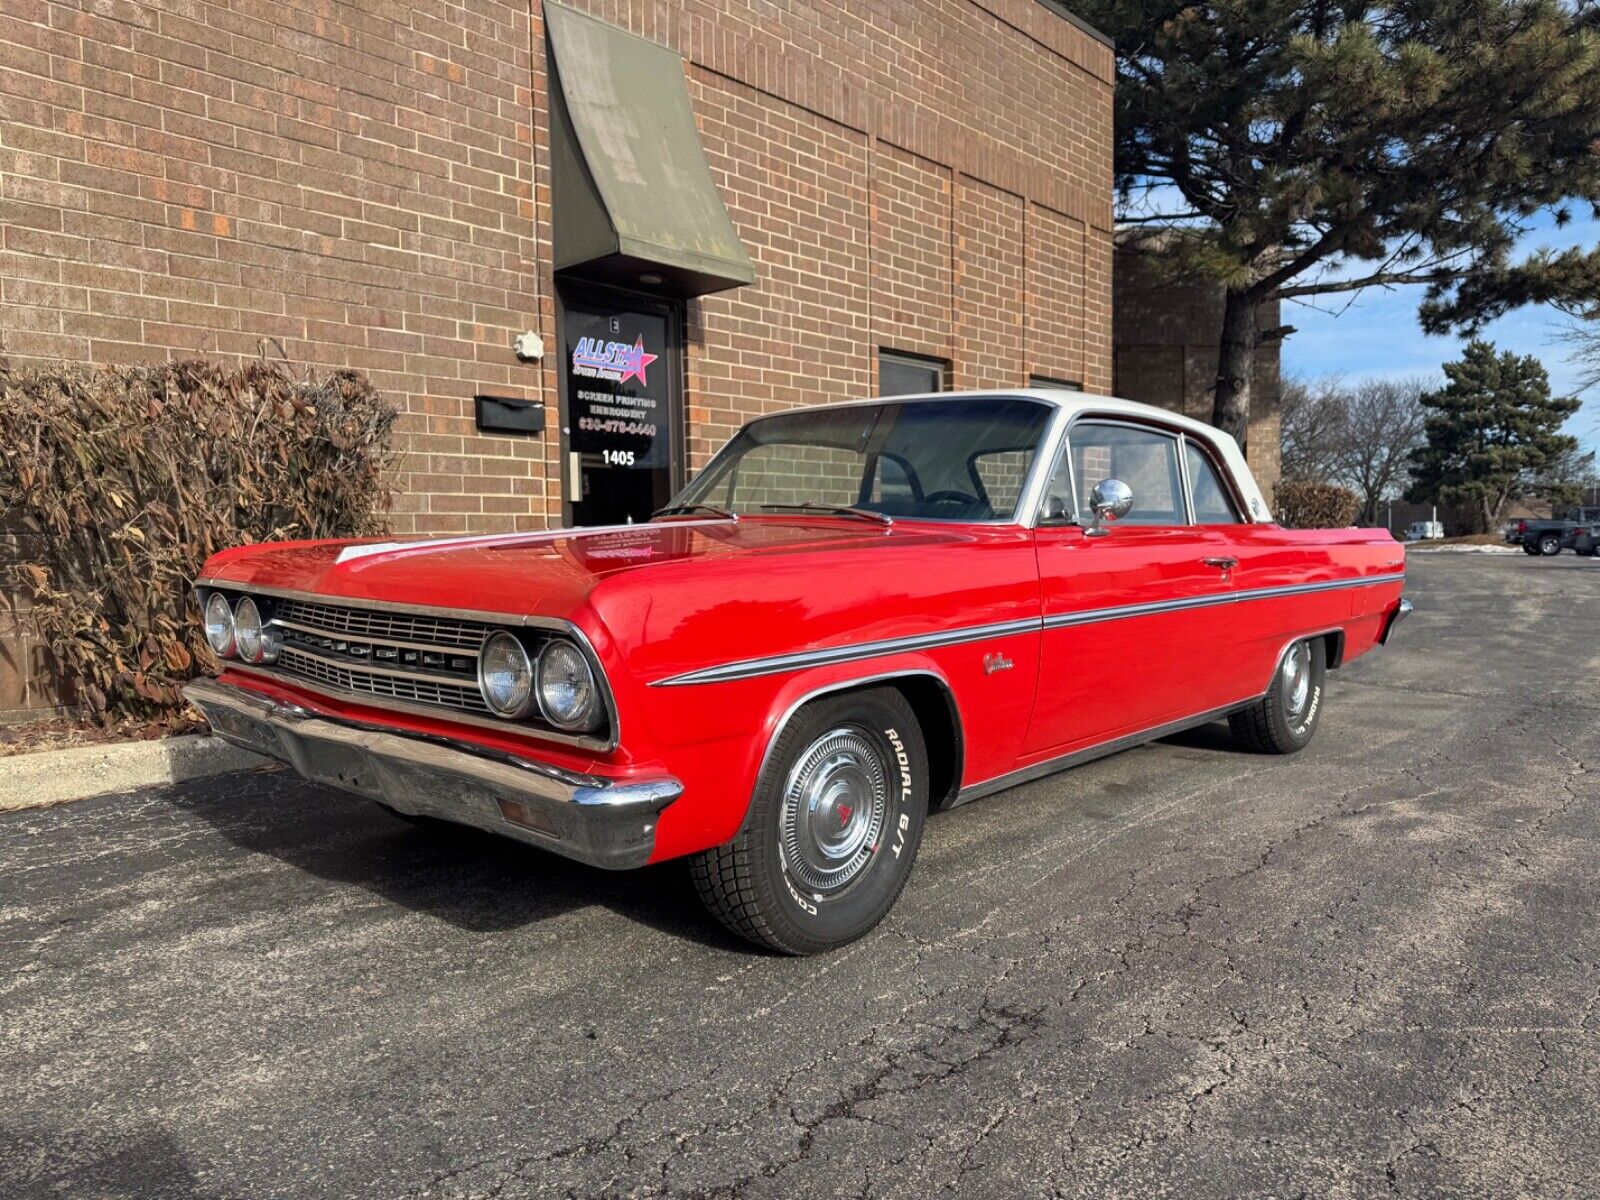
[923,489,983,508]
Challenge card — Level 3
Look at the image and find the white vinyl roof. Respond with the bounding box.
[756,388,1273,522]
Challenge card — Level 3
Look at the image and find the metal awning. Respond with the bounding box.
[545,3,755,298]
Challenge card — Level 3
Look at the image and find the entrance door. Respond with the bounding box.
[558,286,683,526]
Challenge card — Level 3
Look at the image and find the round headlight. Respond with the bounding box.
[233,597,280,665]
[204,592,236,658]
[536,638,599,731]
[478,631,535,719]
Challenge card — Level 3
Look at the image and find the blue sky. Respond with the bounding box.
[1280,210,1600,457]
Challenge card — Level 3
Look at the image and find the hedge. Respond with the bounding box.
[1,359,397,729]
[1273,479,1361,529]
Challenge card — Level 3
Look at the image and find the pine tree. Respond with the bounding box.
[1406,340,1579,530]
[1077,0,1600,447]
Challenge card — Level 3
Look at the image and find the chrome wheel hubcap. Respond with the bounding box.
[780,726,889,895]
[1282,641,1311,718]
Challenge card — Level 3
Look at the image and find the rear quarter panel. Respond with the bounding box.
[1223,525,1405,698]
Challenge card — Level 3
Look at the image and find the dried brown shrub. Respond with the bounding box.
[1,359,397,729]
[1273,479,1361,529]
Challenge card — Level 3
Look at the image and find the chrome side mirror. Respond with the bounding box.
[1084,478,1133,537]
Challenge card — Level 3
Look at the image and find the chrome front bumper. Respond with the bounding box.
[184,678,680,869]
[1380,596,1414,644]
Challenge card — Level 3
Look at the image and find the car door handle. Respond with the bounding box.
[1202,556,1238,571]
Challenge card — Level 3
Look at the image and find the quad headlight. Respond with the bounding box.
[232,596,281,665]
[478,630,535,719]
[203,592,236,658]
[535,637,599,731]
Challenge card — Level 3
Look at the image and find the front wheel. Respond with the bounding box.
[690,687,928,954]
[1229,637,1327,754]
[1539,534,1562,556]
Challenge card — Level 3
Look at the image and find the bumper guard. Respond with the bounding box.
[1379,596,1414,644]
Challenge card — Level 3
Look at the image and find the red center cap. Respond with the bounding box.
[836,804,853,826]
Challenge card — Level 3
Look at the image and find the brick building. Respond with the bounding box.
[0,0,1115,718]
[2,0,1114,528]
[1112,242,1283,498]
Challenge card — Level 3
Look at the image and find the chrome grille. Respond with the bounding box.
[200,584,615,748]
[277,647,491,714]
[276,599,488,651]
[263,597,508,722]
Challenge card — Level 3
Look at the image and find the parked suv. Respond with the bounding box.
[1572,523,1600,557]
[1506,518,1579,556]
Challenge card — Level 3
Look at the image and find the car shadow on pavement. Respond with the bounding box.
[1154,719,1241,755]
[164,772,746,951]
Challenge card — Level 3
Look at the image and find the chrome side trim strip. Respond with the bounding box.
[652,573,1405,687]
[952,698,1259,806]
[1039,572,1407,631]
[651,617,1041,687]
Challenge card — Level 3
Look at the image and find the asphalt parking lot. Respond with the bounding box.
[2,552,1597,1199]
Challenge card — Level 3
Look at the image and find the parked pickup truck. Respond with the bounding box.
[185,391,1411,954]
[1506,518,1580,556]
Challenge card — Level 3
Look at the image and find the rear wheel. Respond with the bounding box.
[1229,637,1327,754]
[690,687,928,954]
[1539,534,1562,556]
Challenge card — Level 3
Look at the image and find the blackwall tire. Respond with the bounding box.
[690,687,928,955]
[1228,638,1327,755]
[1522,543,1540,555]
[1539,535,1561,556]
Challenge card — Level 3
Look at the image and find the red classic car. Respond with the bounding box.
[185,391,1410,953]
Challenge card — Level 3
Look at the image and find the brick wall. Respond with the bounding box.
[1112,245,1284,498]
[1,0,1113,718]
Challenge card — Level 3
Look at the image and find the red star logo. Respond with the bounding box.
[616,335,658,386]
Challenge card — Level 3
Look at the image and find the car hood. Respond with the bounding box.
[199,517,972,618]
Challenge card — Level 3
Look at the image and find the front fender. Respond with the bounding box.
[643,652,963,861]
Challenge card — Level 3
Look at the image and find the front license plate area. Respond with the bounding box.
[299,740,383,799]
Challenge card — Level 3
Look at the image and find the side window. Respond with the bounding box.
[1184,441,1241,524]
[1069,423,1185,525]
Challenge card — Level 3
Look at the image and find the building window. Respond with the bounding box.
[1029,374,1083,392]
[879,350,947,396]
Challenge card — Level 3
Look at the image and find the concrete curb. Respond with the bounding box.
[0,735,273,812]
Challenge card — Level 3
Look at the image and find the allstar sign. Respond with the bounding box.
[616,335,658,386]
[571,334,659,386]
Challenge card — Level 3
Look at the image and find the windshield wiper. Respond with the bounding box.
[759,501,893,527]
[650,502,738,520]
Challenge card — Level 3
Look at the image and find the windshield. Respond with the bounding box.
[666,398,1053,522]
